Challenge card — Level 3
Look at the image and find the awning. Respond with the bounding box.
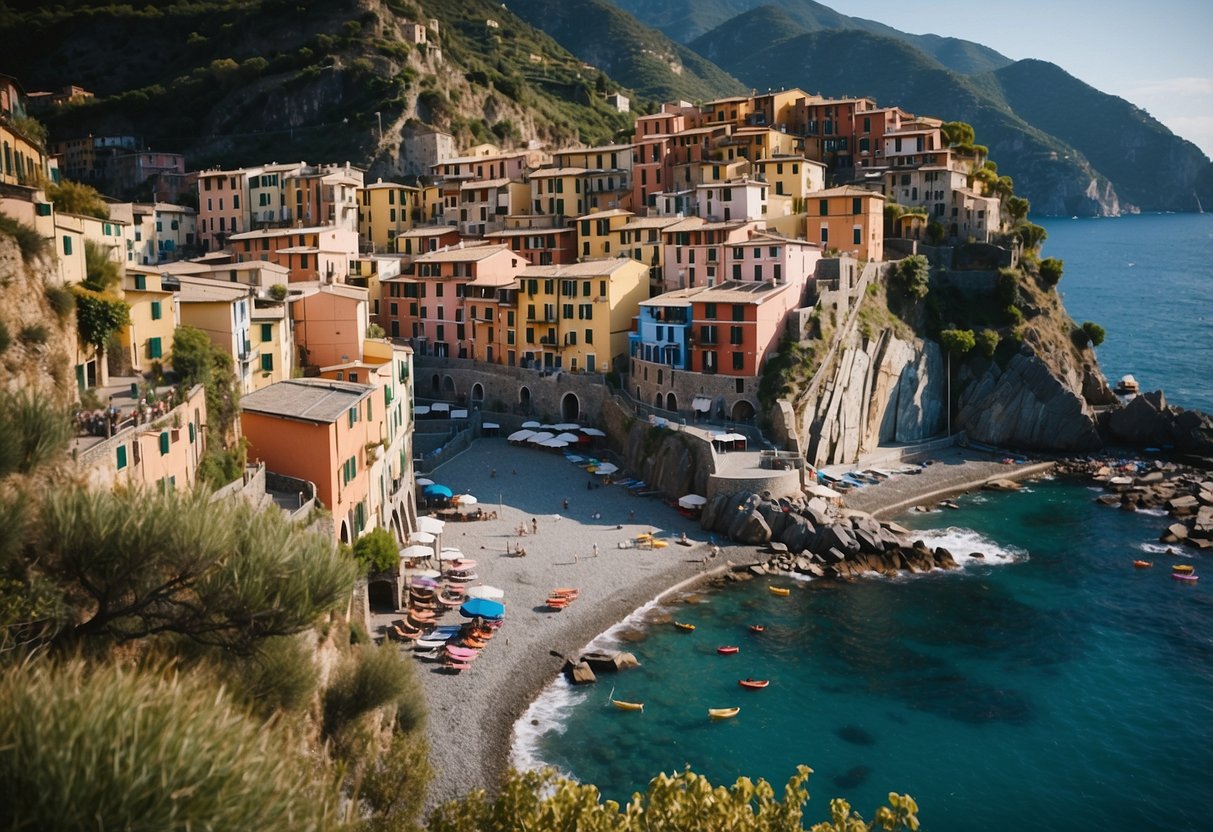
[678,494,708,509]
[460,598,505,620]
[417,516,445,534]
[430,402,450,413]
[581,428,606,437]
[422,484,453,499]
[692,396,712,412]
[521,420,541,428]
[414,405,431,416]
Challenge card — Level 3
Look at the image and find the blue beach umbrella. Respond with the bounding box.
[459,598,505,620]
[423,483,453,499]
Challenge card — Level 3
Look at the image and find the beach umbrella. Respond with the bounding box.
[423,483,453,499]
[555,432,580,443]
[465,585,505,600]
[460,598,505,620]
[438,549,464,561]
[581,427,606,437]
[417,516,445,535]
[593,462,618,475]
[415,477,435,486]
[415,568,441,579]
[400,544,433,560]
[431,402,450,413]
[508,429,535,442]
[410,577,438,589]
[409,531,436,544]
[527,432,555,444]
[453,493,478,505]
[553,423,580,431]
[451,409,468,419]
[413,405,431,416]
[521,420,541,428]
[678,494,708,509]
[450,558,477,570]
[542,439,570,448]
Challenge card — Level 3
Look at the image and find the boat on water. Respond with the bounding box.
[739,679,769,690]
[1172,572,1199,583]
[674,621,696,631]
[1133,560,1153,568]
[749,625,766,634]
[717,645,740,655]
[610,699,644,712]
[1173,564,1195,574]
[709,707,740,719]
[769,586,790,597]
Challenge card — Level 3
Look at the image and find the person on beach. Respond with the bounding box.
[531,518,538,534]
[592,543,598,558]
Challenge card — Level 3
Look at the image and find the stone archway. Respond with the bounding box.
[731,399,756,422]
[654,393,664,409]
[442,375,456,395]
[471,382,485,405]
[519,385,531,411]
[390,508,403,543]
[430,373,440,394]
[367,579,397,613]
[666,392,677,412]
[561,392,580,422]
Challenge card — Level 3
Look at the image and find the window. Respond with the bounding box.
[159,431,170,455]
[853,226,862,245]
[261,353,273,372]
[62,236,72,256]
[730,325,743,345]
[700,325,717,344]
[146,337,164,359]
[116,445,127,470]
[134,274,146,291]
[852,197,862,215]
[818,200,829,216]
[348,407,358,428]
[150,300,162,320]
[820,225,829,244]
[189,422,196,443]
[585,328,593,344]
[704,303,717,319]
[260,323,272,341]
[732,351,744,371]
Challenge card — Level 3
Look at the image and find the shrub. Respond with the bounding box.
[1039,257,1063,288]
[0,661,339,831]
[976,328,1000,358]
[997,267,1021,308]
[44,284,75,321]
[0,390,72,477]
[0,213,49,263]
[19,324,49,345]
[367,323,386,339]
[892,254,930,300]
[269,283,288,301]
[1003,304,1023,326]
[352,527,398,574]
[47,180,110,220]
[1082,320,1105,347]
[939,328,976,356]
[322,643,415,745]
[0,320,9,353]
[350,621,369,645]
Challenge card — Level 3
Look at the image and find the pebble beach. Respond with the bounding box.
[398,438,1052,810]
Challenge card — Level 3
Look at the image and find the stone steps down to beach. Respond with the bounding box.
[699,489,967,579]
[1075,458,1213,550]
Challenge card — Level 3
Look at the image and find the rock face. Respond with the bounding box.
[956,353,1102,451]
[1104,390,1213,460]
[802,332,945,467]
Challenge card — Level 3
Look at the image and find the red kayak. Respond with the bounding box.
[738,678,769,689]
[717,645,740,655]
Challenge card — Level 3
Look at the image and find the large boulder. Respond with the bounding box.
[701,493,730,531]
[1106,391,1175,446]
[805,497,832,527]
[781,514,816,553]
[821,522,861,555]
[759,501,791,540]
[733,511,773,545]
[566,661,596,685]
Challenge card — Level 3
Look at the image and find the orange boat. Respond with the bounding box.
[674,621,696,632]
[1133,560,1153,568]
[738,678,769,690]
[749,625,766,634]
[717,645,740,655]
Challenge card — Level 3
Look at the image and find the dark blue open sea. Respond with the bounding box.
[512,216,1213,830]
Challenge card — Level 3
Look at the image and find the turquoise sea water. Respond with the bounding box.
[515,216,1213,829]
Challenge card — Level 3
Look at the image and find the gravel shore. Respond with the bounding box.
[402,439,1054,811]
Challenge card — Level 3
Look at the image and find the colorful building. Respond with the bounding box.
[359,180,422,251]
[804,186,885,261]
[227,225,360,283]
[288,281,369,370]
[120,267,177,374]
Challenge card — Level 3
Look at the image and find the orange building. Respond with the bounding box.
[240,379,388,544]
[687,280,802,377]
[804,186,885,262]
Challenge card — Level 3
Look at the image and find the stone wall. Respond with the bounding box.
[600,396,716,499]
[628,356,760,423]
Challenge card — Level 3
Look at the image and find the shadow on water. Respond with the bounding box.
[831,765,872,790]
[836,725,876,746]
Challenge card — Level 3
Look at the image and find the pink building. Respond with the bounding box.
[196,168,249,251]
[289,282,368,369]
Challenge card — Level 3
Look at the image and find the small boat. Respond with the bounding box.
[674,621,696,631]
[717,645,740,655]
[739,679,770,690]
[1172,564,1195,574]
[1133,560,1153,569]
[769,586,790,597]
[1115,374,1140,395]
[749,625,766,634]
[708,707,740,719]
[610,698,645,712]
[1172,572,1199,583]
[651,539,669,549]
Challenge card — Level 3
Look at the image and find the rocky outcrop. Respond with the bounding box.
[955,352,1102,451]
[802,331,945,467]
[1076,457,1213,551]
[1103,390,1213,461]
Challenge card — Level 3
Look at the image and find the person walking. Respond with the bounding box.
[531,517,538,534]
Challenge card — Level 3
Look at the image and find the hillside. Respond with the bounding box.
[691,15,1213,215]
[0,0,636,180]
[612,0,1013,75]
[493,0,746,104]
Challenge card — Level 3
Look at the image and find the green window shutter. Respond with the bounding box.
[62,236,72,256]
[148,337,162,359]
[366,398,372,420]
[159,431,169,455]
[35,202,51,217]
[261,354,273,372]
[134,274,146,290]
[188,422,196,443]
[260,323,272,341]
[116,445,127,470]
[150,300,162,320]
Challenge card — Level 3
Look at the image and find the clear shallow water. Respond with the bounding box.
[517,480,1213,831]
[1039,213,1213,413]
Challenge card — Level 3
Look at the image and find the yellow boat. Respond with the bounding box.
[769,586,790,597]
[708,707,740,719]
[611,698,644,712]
[652,539,669,549]
[674,621,696,632]
[1172,564,1195,574]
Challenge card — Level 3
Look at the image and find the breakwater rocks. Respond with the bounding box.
[1101,390,1213,464]
[700,490,965,579]
[1062,458,1213,551]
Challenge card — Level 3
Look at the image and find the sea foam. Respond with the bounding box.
[908,526,1028,567]
[510,677,585,775]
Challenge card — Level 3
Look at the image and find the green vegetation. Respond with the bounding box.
[367,322,387,339]
[172,325,244,487]
[46,180,110,220]
[0,321,9,354]
[976,328,1000,358]
[43,283,76,322]
[890,255,930,301]
[0,212,49,263]
[1072,320,1106,348]
[0,390,72,478]
[352,526,399,574]
[269,283,288,301]
[72,240,130,358]
[939,328,976,356]
[1038,257,1063,288]
[18,324,49,345]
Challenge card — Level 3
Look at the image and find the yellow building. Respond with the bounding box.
[575,208,633,260]
[515,259,648,373]
[175,276,258,392]
[715,126,801,163]
[120,267,177,374]
[804,186,885,262]
[753,155,827,203]
[528,167,590,222]
[359,180,420,251]
[250,304,293,390]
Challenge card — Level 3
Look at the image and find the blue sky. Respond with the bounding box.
[825,0,1213,157]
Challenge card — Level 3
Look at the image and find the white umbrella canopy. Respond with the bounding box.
[431,402,451,413]
[678,494,708,509]
[555,432,580,443]
[409,531,437,544]
[508,429,535,441]
[527,431,555,444]
[438,549,465,560]
[581,427,606,437]
[414,568,441,579]
[465,585,505,600]
[521,420,541,428]
[453,494,478,505]
[593,462,619,475]
[415,477,435,486]
[553,423,580,431]
[542,439,570,448]
[400,545,433,560]
[417,516,445,534]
